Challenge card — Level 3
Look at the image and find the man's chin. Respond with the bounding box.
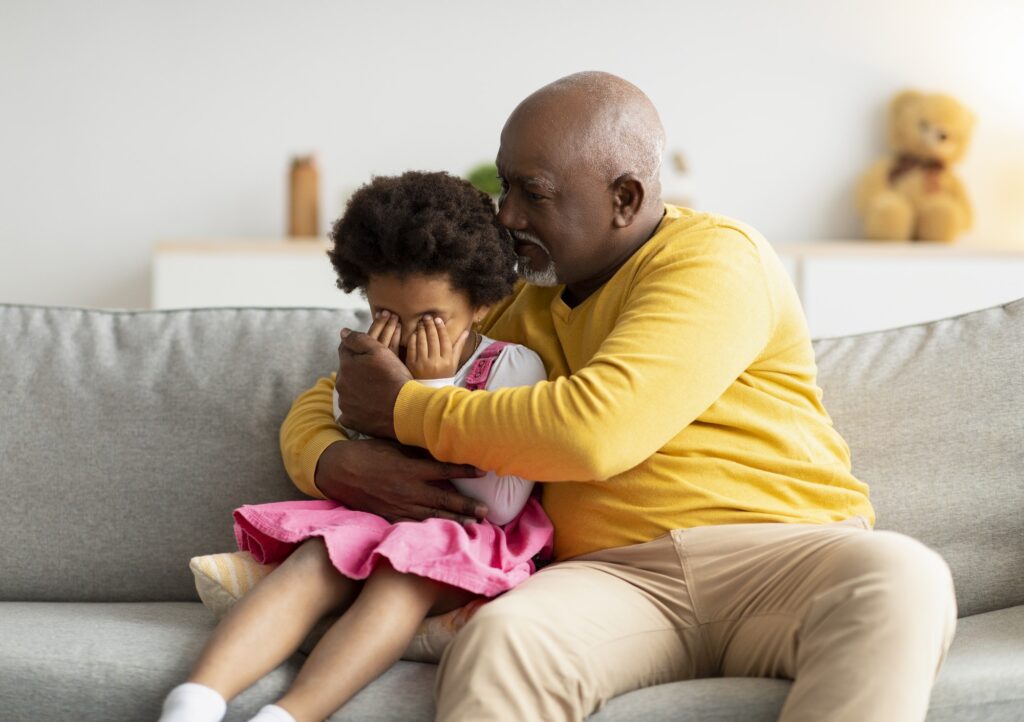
[517,257,561,287]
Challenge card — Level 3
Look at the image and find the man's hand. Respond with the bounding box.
[406,316,471,380]
[336,326,412,439]
[315,438,488,524]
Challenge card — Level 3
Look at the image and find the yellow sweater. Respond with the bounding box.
[281,206,874,561]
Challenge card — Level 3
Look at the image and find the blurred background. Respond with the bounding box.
[1,0,1022,327]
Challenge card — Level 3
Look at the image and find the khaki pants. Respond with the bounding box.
[435,518,957,722]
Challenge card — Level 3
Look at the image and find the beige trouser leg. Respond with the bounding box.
[434,518,957,722]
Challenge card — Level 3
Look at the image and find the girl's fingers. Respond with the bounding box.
[379,313,400,349]
[406,324,418,365]
[434,317,453,358]
[417,321,430,358]
[410,322,428,365]
[423,315,441,358]
[367,310,390,341]
[388,323,401,355]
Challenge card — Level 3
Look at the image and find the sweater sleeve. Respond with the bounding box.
[279,373,346,499]
[394,230,775,482]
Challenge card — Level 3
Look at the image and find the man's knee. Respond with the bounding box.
[440,601,545,674]
[853,532,952,592]
[827,531,957,636]
[438,598,588,693]
[435,602,586,721]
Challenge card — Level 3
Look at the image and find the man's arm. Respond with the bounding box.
[280,372,490,524]
[279,374,346,499]
[391,230,775,482]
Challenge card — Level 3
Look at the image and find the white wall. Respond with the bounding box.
[2,0,1022,308]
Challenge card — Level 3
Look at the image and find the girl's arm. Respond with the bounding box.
[450,470,532,526]
[450,344,548,525]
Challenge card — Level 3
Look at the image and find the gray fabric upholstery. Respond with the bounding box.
[0,602,302,722]
[927,605,1024,721]
[0,304,366,602]
[813,297,1024,617]
[2,601,1018,721]
[588,678,790,721]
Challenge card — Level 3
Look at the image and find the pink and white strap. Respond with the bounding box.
[464,341,509,391]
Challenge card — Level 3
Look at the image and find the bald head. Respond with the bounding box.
[506,71,666,203]
[496,72,669,300]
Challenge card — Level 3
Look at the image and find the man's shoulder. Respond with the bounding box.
[634,207,789,311]
[656,205,769,254]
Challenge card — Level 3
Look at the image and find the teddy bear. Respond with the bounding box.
[855,90,975,242]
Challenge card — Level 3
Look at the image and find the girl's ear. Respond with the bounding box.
[472,305,491,324]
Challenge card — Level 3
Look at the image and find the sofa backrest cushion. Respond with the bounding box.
[2,299,1021,612]
[0,304,364,602]
[813,297,1023,617]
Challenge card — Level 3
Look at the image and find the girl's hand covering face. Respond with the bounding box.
[367,310,401,356]
[405,315,470,380]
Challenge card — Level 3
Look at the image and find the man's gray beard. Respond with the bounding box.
[517,256,560,287]
[511,230,561,286]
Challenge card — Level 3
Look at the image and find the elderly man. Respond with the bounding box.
[281,72,956,721]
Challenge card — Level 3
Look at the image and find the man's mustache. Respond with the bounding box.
[510,230,551,255]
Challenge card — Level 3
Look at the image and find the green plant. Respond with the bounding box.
[466,161,502,197]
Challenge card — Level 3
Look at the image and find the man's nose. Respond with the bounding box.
[496,192,526,231]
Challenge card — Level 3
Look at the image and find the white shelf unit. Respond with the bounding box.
[153,239,1024,338]
[152,239,365,311]
[776,241,1024,337]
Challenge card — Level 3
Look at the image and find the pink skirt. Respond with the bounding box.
[233,498,554,597]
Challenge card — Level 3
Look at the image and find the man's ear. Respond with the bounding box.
[611,174,645,228]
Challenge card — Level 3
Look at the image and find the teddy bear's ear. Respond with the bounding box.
[887,90,922,148]
[889,90,922,121]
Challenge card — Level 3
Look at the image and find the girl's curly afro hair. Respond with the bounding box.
[327,171,518,307]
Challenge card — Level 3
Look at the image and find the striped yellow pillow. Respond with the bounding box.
[189,551,483,663]
[189,551,277,617]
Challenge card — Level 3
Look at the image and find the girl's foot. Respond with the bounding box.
[248,704,297,722]
[158,682,226,722]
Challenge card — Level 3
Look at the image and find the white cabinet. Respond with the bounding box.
[776,242,1024,338]
[152,239,366,310]
[152,239,1024,338]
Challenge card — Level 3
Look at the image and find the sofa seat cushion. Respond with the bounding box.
[0,602,301,722]
[0,600,439,722]
[0,603,1021,721]
[928,604,1024,721]
[588,677,790,721]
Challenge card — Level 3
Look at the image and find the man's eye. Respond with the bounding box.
[527,192,545,201]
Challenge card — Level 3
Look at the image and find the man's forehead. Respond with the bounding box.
[495,155,558,193]
[497,129,565,188]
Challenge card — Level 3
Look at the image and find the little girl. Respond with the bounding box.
[159,171,552,722]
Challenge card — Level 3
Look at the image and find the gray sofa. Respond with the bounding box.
[1,298,1021,722]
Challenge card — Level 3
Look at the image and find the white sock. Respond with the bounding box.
[248,705,298,722]
[158,682,227,722]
